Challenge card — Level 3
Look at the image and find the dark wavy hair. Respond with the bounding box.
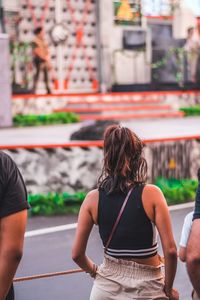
[98,125,147,194]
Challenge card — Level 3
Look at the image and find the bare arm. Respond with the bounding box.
[179,246,186,262]
[186,219,200,297]
[72,190,98,276]
[154,187,177,297]
[179,212,193,263]
[0,210,27,300]
[33,47,48,61]
[143,185,178,299]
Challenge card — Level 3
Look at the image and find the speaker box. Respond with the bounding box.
[123,30,146,50]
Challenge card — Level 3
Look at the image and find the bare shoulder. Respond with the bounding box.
[143,184,163,196]
[82,189,99,208]
[85,189,99,200]
[143,184,165,205]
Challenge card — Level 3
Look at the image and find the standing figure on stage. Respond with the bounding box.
[184,26,200,83]
[32,27,51,94]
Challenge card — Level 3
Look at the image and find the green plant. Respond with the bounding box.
[13,112,79,127]
[180,106,200,116]
[10,41,33,87]
[27,178,198,216]
[28,192,86,216]
[155,177,198,205]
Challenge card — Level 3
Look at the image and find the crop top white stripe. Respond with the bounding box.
[105,243,158,257]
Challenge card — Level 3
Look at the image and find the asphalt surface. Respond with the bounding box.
[0,117,200,147]
[14,206,194,300]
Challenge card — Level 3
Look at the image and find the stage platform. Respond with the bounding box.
[12,90,200,100]
[0,117,200,149]
[12,90,200,120]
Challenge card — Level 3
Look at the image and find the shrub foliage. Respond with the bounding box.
[28,192,86,216]
[13,112,79,127]
[28,177,198,216]
[155,177,198,205]
[180,106,200,116]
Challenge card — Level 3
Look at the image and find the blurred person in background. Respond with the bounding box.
[72,125,179,300]
[0,151,29,300]
[32,26,51,94]
[184,26,200,83]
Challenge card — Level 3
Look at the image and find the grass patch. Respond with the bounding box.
[13,112,79,127]
[180,106,200,116]
[28,192,86,216]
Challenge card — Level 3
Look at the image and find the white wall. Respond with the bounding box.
[0,34,12,127]
[173,4,196,39]
[99,0,151,90]
[2,0,20,11]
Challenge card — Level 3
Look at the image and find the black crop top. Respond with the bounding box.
[98,184,158,259]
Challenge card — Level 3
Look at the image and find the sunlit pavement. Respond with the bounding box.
[15,206,194,300]
[0,117,200,147]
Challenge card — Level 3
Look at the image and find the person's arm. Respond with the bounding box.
[144,185,178,300]
[0,210,27,300]
[72,190,98,277]
[179,246,186,262]
[32,40,48,62]
[186,170,200,297]
[33,47,48,61]
[187,219,200,297]
[179,212,193,262]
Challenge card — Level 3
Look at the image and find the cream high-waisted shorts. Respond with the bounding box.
[90,255,168,300]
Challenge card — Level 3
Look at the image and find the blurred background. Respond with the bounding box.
[1,0,200,95]
[0,1,200,299]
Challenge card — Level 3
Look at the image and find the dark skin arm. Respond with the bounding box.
[186,219,200,297]
[179,246,186,262]
[0,210,27,300]
[187,169,200,297]
[143,185,179,300]
[72,190,98,275]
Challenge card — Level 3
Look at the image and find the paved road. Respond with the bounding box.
[0,117,200,147]
[14,206,194,300]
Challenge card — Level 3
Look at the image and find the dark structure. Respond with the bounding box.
[70,121,119,141]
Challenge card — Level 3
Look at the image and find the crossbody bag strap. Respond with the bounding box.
[104,187,133,254]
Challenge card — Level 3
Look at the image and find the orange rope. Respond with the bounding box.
[27,0,49,28]
[65,0,98,90]
[14,268,83,282]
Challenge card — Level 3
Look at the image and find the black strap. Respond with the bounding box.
[104,187,133,254]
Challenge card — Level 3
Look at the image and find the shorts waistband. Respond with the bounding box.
[99,254,163,280]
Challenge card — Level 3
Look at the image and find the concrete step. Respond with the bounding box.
[79,111,184,121]
[66,101,164,109]
[12,92,164,101]
[67,98,162,106]
[55,104,172,113]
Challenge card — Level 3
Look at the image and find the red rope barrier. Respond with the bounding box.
[65,0,98,90]
[1,136,200,151]
[41,0,49,26]
[65,0,77,26]
[26,0,49,28]
[27,0,37,28]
